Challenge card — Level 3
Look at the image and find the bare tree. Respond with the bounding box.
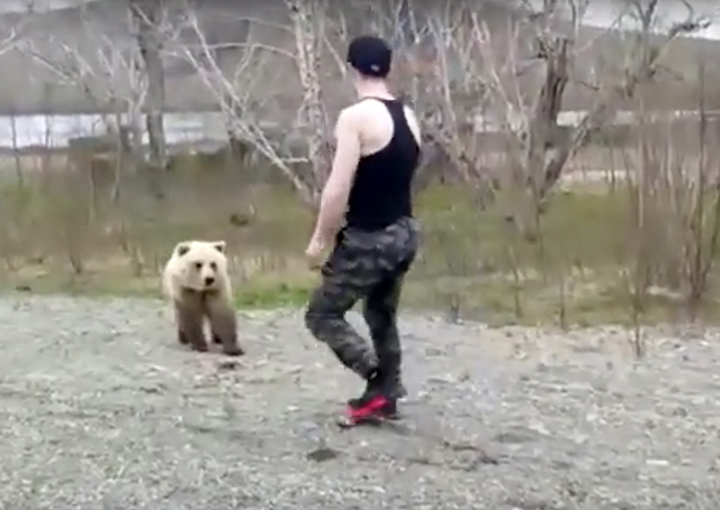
[285,0,331,196]
[423,3,495,186]
[683,58,720,317]
[0,22,25,183]
[129,0,168,179]
[174,3,335,205]
[621,53,720,340]
[0,22,21,57]
[19,9,150,201]
[493,0,708,197]
[440,0,710,246]
[0,4,28,183]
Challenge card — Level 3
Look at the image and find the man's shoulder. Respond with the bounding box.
[340,97,397,123]
[335,101,373,132]
[339,100,373,119]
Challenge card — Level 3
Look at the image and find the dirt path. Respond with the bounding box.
[0,295,718,509]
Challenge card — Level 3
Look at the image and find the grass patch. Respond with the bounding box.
[233,262,317,309]
[234,283,312,308]
[1,165,719,327]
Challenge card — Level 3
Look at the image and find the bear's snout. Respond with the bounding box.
[204,276,215,286]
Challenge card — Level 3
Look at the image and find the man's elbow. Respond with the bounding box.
[321,187,347,208]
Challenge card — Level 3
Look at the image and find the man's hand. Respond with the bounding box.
[305,234,327,270]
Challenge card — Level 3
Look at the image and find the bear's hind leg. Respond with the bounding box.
[207,294,244,356]
[176,290,208,352]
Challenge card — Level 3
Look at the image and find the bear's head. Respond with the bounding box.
[173,240,228,292]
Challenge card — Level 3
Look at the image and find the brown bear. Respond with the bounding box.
[162,240,244,356]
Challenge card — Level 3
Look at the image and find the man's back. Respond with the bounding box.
[347,97,422,156]
[344,97,422,230]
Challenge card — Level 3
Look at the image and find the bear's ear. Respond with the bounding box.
[212,241,226,253]
[176,243,191,257]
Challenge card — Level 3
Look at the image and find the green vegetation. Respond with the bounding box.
[1,154,718,329]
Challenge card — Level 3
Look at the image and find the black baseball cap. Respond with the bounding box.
[346,35,392,78]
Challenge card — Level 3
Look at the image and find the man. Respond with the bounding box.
[304,35,422,427]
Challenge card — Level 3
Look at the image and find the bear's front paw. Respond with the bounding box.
[190,341,209,352]
[222,345,245,357]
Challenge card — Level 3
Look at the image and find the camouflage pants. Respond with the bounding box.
[304,216,420,391]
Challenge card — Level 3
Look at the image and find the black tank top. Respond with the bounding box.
[345,97,421,231]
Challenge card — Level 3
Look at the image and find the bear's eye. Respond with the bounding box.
[210,262,217,270]
[194,262,202,270]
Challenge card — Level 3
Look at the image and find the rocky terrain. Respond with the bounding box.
[0,294,718,509]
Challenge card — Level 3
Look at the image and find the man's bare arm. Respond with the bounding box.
[310,108,362,243]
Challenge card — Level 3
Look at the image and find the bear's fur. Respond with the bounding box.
[162,240,244,356]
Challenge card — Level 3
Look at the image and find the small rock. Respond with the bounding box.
[427,375,455,385]
[247,374,279,384]
[306,447,340,462]
[592,381,608,392]
[573,343,601,353]
[424,347,445,357]
[552,459,573,470]
[217,360,242,371]
[528,420,550,435]
[671,406,687,417]
[494,428,538,444]
[571,433,589,445]
[138,385,164,394]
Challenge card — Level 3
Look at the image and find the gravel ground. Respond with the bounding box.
[0,295,719,509]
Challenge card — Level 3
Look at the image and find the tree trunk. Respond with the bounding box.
[130,0,167,197]
[287,0,328,200]
[527,36,570,198]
